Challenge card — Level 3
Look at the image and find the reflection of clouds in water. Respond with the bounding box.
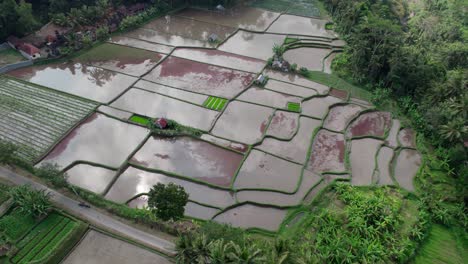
[40,114,148,169]
[23,62,136,103]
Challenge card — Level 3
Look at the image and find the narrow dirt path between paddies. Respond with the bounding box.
[0,166,176,257]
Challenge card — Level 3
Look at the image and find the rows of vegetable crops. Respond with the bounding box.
[0,77,98,161]
[203,96,228,111]
[9,213,85,264]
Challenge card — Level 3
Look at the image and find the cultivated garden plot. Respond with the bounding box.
[63,230,171,264]
[0,77,97,160]
[0,210,87,264]
[143,56,255,99]
[131,136,244,187]
[110,88,218,131]
[8,62,137,103]
[0,4,426,233]
[38,113,148,169]
[171,47,266,73]
[74,43,165,77]
[108,36,174,54]
[177,6,280,32]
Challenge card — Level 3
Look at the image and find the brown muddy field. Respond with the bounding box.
[144,56,255,99]
[347,111,392,138]
[65,164,116,194]
[218,31,285,60]
[265,111,299,139]
[307,130,346,173]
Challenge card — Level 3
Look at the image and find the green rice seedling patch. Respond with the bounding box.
[32,221,79,262]
[16,218,71,263]
[203,96,228,111]
[414,224,466,264]
[0,209,36,242]
[129,114,151,126]
[287,102,301,112]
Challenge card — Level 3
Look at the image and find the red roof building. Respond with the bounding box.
[154,118,168,129]
[18,43,41,59]
[6,36,23,49]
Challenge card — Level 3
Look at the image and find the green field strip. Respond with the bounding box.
[129,114,151,126]
[287,102,301,112]
[0,120,54,147]
[415,225,466,264]
[0,85,94,117]
[16,218,71,264]
[32,221,79,262]
[203,96,227,111]
[12,215,65,262]
[0,116,59,144]
[0,86,93,116]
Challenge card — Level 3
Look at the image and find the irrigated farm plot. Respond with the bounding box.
[0,77,97,160]
[3,4,424,233]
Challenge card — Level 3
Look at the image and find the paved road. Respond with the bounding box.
[0,166,176,257]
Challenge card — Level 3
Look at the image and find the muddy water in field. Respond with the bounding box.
[172,48,265,73]
[258,117,321,163]
[105,166,236,208]
[38,113,148,168]
[302,96,342,119]
[350,138,382,186]
[110,88,218,131]
[124,28,209,47]
[265,79,318,97]
[143,16,235,43]
[65,164,116,194]
[134,80,208,105]
[144,56,254,99]
[177,7,280,31]
[234,150,302,192]
[237,87,301,109]
[263,69,329,94]
[323,104,363,131]
[267,14,334,38]
[323,52,337,73]
[283,48,331,71]
[398,128,416,148]
[394,149,421,191]
[236,169,321,206]
[200,134,249,153]
[303,179,326,204]
[8,62,136,103]
[185,202,220,220]
[376,146,394,185]
[218,31,285,60]
[74,43,164,76]
[131,136,243,187]
[307,130,346,173]
[108,36,173,53]
[386,119,401,148]
[266,111,299,139]
[347,111,392,138]
[212,101,274,144]
[213,204,287,231]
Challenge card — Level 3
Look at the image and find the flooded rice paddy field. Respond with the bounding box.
[0,4,424,232]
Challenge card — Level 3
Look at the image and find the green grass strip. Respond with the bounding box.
[129,115,150,126]
[203,96,227,111]
[287,102,301,112]
[16,213,63,249]
[32,221,78,262]
[414,225,466,264]
[18,218,71,264]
